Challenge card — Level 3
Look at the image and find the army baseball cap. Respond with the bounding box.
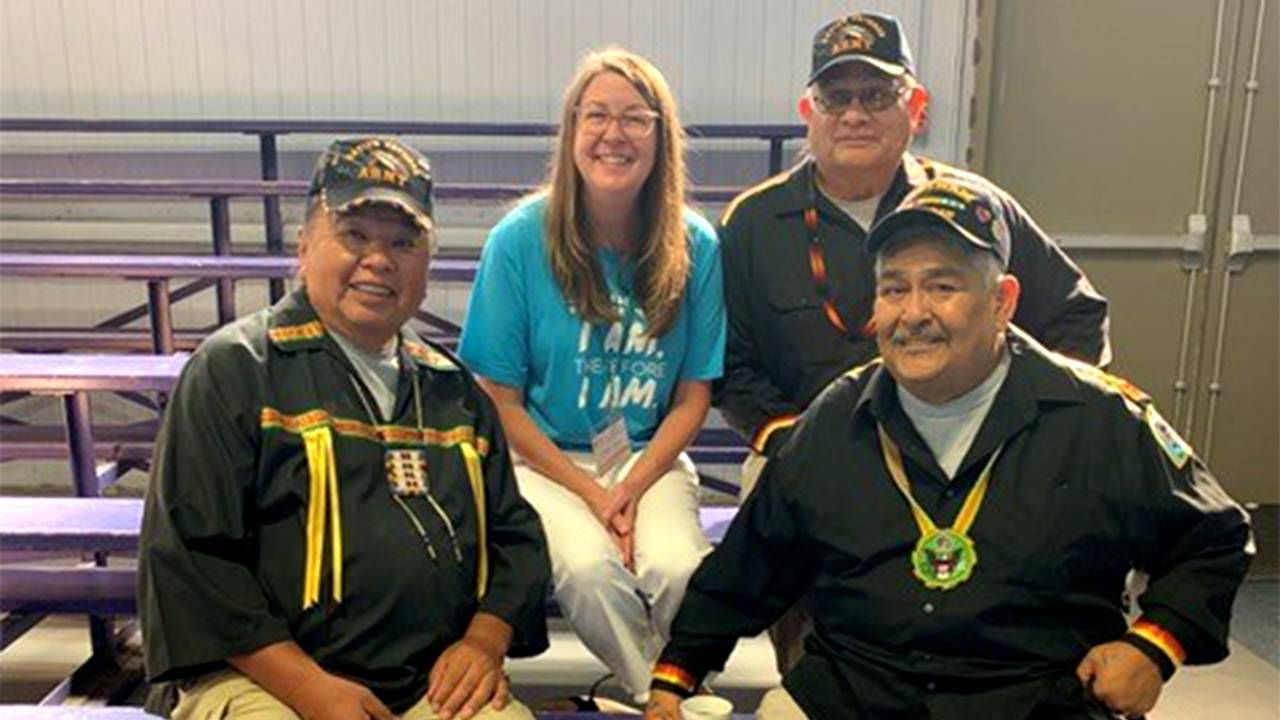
[867,176,1012,269]
[308,137,434,232]
[809,12,915,84]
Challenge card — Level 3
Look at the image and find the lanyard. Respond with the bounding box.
[805,164,857,337]
[348,360,463,565]
[876,423,1004,590]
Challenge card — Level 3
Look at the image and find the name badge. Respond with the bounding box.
[590,414,631,482]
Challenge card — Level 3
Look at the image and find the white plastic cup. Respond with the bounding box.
[680,695,734,720]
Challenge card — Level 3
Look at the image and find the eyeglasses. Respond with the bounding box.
[812,81,908,116]
[575,106,661,138]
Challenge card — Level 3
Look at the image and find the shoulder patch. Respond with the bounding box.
[405,341,459,371]
[720,171,791,227]
[268,320,326,346]
[1059,357,1151,406]
[1145,405,1192,469]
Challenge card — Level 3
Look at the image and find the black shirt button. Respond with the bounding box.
[922,602,935,614]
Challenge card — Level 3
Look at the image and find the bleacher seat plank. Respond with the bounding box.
[0,178,742,204]
[0,423,156,463]
[0,566,136,615]
[0,252,479,284]
[0,497,143,553]
[0,708,160,719]
[0,505,737,619]
[0,354,186,394]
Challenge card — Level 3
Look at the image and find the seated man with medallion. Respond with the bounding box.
[643,176,1253,720]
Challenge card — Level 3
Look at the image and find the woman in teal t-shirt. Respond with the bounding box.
[459,48,725,703]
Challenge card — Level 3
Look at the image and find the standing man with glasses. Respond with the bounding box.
[714,12,1113,673]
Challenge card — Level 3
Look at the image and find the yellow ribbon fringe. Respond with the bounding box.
[460,442,488,600]
[302,427,344,610]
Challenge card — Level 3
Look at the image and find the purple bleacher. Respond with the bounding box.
[0,328,206,353]
[0,502,736,618]
[0,566,136,615]
[0,423,156,463]
[0,500,727,556]
[0,353,185,497]
[0,348,743,472]
[0,116,803,138]
[0,708,162,720]
[0,252,477,283]
[0,117,802,181]
[0,178,742,204]
[0,497,143,553]
[0,354,186,394]
[0,418,746,478]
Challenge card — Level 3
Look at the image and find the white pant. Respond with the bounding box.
[514,451,711,700]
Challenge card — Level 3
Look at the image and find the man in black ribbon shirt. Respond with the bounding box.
[646,176,1251,720]
[140,137,550,720]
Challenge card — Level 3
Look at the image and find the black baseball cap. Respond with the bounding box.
[810,12,915,84]
[308,137,434,232]
[867,176,1011,268]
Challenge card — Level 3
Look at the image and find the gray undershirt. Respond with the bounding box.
[818,181,883,232]
[330,329,401,421]
[897,351,1011,480]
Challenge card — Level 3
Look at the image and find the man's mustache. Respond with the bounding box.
[889,323,946,345]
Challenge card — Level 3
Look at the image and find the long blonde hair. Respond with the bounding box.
[543,48,690,337]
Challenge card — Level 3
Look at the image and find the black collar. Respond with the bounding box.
[851,326,1084,482]
[774,153,933,227]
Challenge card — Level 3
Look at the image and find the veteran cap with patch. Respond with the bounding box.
[866,176,1011,268]
[309,137,434,232]
[810,12,915,84]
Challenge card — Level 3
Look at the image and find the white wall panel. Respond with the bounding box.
[0,0,974,160]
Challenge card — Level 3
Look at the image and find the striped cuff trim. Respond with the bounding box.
[651,662,698,696]
[1130,618,1186,666]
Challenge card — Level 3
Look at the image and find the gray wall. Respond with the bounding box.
[979,0,1278,502]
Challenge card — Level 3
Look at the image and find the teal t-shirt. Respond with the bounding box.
[459,197,725,450]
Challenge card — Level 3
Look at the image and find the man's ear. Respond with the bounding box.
[995,274,1021,326]
[798,94,814,122]
[295,221,313,283]
[907,85,929,134]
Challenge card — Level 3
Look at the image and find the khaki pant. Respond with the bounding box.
[172,669,535,720]
[755,687,811,720]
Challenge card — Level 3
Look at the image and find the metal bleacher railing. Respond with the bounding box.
[0,117,803,301]
[0,116,775,473]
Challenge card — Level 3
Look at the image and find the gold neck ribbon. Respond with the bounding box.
[302,426,344,609]
[876,424,1003,589]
